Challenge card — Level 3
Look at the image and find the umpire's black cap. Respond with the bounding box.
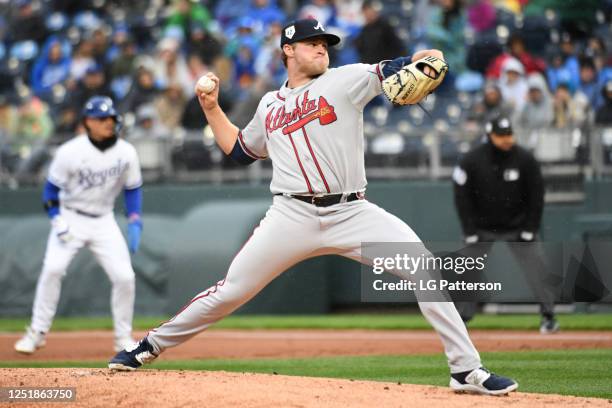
[280,19,341,48]
[486,116,513,136]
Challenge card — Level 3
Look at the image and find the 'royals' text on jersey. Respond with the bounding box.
[240,63,384,195]
[48,135,142,215]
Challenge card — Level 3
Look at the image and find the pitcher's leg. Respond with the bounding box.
[416,302,481,373]
[30,232,81,333]
[330,201,481,373]
[147,200,319,353]
[89,219,135,340]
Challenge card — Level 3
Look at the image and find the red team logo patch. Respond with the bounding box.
[265,91,337,135]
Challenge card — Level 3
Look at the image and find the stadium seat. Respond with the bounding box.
[9,41,39,62]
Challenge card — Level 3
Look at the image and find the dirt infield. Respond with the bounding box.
[2,330,611,406]
[1,368,610,408]
[1,329,611,361]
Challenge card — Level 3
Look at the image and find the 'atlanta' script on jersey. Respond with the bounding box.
[265,90,337,135]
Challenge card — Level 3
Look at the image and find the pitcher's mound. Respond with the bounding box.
[2,368,609,407]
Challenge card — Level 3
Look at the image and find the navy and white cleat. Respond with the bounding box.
[108,337,158,371]
[450,367,518,395]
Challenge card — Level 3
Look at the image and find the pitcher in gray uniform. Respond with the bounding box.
[109,18,518,396]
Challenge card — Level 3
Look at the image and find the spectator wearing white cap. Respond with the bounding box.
[519,74,554,130]
[152,37,192,98]
[499,57,528,117]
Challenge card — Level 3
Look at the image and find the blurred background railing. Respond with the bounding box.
[2,119,610,205]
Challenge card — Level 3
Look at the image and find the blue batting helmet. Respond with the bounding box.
[82,95,118,119]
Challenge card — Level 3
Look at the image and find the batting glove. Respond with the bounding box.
[127,217,142,254]
[51,215,72,244]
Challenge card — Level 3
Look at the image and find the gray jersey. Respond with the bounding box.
[240,63,385,194]
[142,56,485,379]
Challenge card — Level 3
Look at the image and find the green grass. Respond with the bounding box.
[1,313,612,332]
[1,350,611,399]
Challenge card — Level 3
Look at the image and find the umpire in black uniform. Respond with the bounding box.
[452,116,559,334]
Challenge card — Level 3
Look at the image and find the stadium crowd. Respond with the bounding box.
[0,0,611,183]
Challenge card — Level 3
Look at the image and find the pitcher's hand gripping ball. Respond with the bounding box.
[196,75,216,94]
[382,56,448,105]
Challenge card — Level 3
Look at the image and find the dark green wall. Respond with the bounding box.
[2,179,595,241]
[1,180,610,316]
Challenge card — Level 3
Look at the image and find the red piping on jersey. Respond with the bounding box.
[152,278,227,329]
[150,226,259,333]
[301,127,331,193]
[288,133,314,194]
[375,63,384,82]
[276,92,285,101]
[238,130,267,160]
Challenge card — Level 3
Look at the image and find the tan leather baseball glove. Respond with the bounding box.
[382,56,449,105]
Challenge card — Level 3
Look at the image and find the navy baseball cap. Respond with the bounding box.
[486,116,513,136]
[83,96,118,118]
[280,19,340,48]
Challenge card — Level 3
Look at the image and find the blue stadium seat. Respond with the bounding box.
[73,11,103,31]
[9,41,39,62]
[46,12,69,33]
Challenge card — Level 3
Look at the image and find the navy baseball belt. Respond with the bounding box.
[276,192,364,207]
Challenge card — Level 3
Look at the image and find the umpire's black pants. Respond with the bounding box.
[455,229,556,322]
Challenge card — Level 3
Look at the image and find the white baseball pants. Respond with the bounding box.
[148,196,481,373]
[30,209,135,340]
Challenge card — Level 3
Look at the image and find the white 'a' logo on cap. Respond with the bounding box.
[499,118,510,128]
[285,25,295,39]
[314,21,324,31]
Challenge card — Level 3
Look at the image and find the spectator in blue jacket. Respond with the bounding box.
[224,17,263,64]
[546,34,580,93]
[247,0,286,34]
[214,0,251,30]
[577,57,604,110]
[30,36,71,99]
[232,36,259,94]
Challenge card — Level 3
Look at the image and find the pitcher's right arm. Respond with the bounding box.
[196,73,239,154]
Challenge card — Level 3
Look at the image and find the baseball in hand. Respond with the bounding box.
[196,75,216,94]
